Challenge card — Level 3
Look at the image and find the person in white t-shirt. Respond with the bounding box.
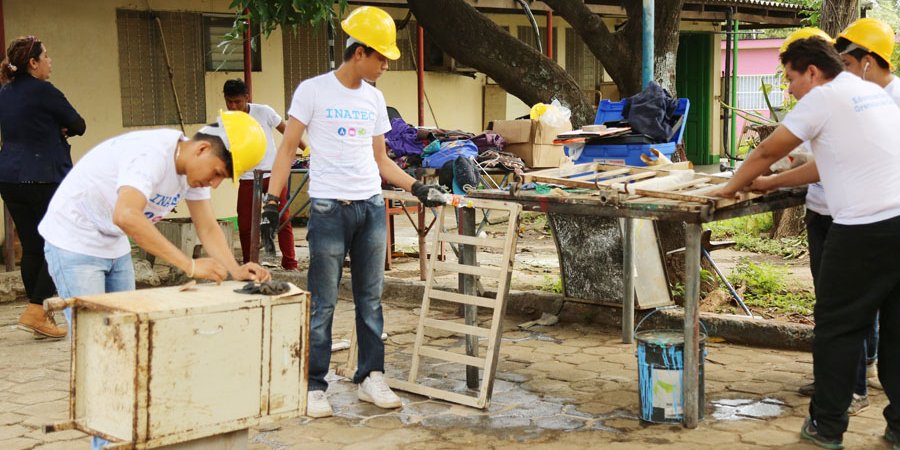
[223,78,306,271]
[262,6,447,419]
[715,37,900,448]
[39,110,272,305]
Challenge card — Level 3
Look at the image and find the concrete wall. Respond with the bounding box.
[0,2,725,239]
[1,0,289,221]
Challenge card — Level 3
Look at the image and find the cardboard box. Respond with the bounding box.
[491,119,572,168]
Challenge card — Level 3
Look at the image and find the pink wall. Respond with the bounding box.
[720,38,784,137]
[720,38,783,75]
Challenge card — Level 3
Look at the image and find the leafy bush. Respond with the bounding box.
[728,259,815,316]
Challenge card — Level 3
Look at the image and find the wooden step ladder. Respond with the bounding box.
[386,197,522,409]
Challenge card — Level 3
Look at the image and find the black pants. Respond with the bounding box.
[809,214,900,439]
[0,183,58,305]
[808,210,877,397]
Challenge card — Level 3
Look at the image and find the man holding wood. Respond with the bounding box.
[714,37,900,449]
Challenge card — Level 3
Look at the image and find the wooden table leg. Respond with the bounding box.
[458,206,479,389]
[683,222,702,428]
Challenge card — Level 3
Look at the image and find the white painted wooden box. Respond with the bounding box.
[63,281,309,449]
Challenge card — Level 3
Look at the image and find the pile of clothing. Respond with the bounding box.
[385,118,525,194]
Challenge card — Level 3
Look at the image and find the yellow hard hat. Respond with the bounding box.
[341,6,401,61]
[839,18,895,66]
[214,110,266,182]
[780,27,832,53]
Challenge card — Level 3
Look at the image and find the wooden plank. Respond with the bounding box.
[633,189,716,204]
[423,318,490,338]
[386,378,483,409]
[418,346,486,368]
[568,167,630,181]
[596,171,657,186]
[432,261,501,278]
[439,233,506,249]
[428,288,497,308]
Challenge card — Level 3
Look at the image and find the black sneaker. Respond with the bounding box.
[799,381,815,397]
[800,417,844,449]
[885,426,899,450]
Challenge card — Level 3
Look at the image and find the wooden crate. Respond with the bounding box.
[57,282,309,449]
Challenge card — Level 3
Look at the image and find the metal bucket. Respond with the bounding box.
[634,308,707,424]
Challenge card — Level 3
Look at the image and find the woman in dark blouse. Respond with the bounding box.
[0,36,85,338]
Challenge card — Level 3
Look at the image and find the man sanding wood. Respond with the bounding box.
[714,37,900,449]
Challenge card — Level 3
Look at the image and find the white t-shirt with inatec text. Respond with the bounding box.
[240,103,283,181]
[783,72,900,225]
[39,129,210,258]
[287,72,391,200]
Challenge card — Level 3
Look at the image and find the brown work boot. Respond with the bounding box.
[18,303,67,339]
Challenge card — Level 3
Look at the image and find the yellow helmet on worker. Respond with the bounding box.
[838,18,896,67]
[780,27,832,54]
[341,6,401,60]
[200,110,266,183]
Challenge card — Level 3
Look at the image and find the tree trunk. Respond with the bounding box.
[819,0,859,37]
[407,0,594,127]
[772,207,806,238]
[544,0,685,97]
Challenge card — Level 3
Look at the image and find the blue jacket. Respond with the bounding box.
[0,72,85,183]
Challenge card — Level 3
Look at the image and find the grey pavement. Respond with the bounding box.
[0,214,892,449]
[0,294,892,449]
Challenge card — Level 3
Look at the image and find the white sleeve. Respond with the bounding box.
[117,152,164,200]
[287,81,313,125]
[374,90,391,136]
[185,187,211,201]
[781,90,827,143]
[264,104,283,128]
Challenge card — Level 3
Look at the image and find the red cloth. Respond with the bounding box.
[237,178,297,270]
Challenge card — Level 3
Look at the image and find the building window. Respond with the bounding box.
[282,24,344,107]
[735,74,784,111]
[116,9,206,127]
[203,14,261,72]
[565,28,604,103]
[518,26,557,62]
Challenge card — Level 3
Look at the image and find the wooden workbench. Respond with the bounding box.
[467,183,806,428]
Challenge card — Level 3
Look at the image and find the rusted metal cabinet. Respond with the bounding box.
[57,282,309,449]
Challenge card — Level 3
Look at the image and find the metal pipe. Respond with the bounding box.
[642,0,654,89]
[730,19,740,163]
[622,218,635,343]
[417,25,425,126]
[459,207,480,389]
[546,10,553,60]
[249,169,263,263]
[683,223,702,428]
[723,8,733,167]
[515,0,542,54]
[327,21,336,71]
[242,9,252,99]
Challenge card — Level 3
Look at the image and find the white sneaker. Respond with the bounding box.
[306,390,333,418]
[358,371,402,409]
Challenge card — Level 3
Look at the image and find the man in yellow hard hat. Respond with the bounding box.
[263,5,447,418]
[715,36,900,449]
[38,110,272,302]
[835,18,900,100]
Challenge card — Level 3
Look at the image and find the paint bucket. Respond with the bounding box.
[635,311,707,423]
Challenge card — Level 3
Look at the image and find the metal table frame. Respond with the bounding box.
[467,187,806,427]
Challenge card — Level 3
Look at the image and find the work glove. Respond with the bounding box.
[411,181,449,207]
[260,197,279,257]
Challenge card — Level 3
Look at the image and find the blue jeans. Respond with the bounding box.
[44,242,135,450]
[306,194,386,391]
